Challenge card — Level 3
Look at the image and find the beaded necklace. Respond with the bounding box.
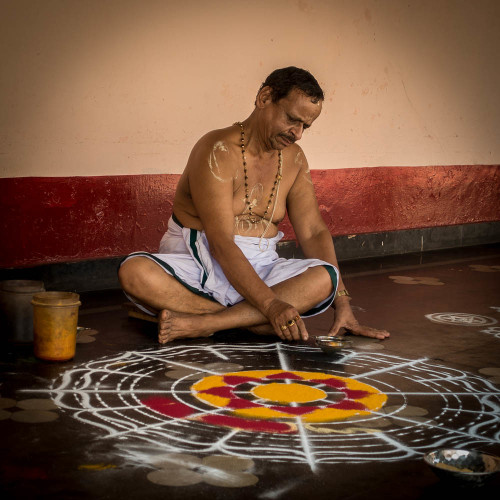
[237,122,282,223]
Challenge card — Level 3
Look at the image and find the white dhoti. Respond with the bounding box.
[120,215,338,317]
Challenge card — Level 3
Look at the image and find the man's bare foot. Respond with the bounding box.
[157,309,215,344]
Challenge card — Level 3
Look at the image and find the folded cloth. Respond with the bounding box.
[120,215,338,317]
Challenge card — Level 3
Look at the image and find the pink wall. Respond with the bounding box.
[1,2,499,269]
[2,1,500,178]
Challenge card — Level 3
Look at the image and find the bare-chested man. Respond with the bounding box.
[119,67,390,344]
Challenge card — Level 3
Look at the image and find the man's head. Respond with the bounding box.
[257,66,324,104]
[255,67,324,150]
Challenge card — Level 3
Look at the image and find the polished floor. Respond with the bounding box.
[1,245,500,499]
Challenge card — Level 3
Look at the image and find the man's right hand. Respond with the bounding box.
[263,298,308,341]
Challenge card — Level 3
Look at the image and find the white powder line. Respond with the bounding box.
[276,343,318,473]
[381,392,500,397]
[295,416,318,473]
[441,407,500,415]
[215,429,239,449]
[55,367,153,380]
[352,358,428,380]
[276,343,290,372]
[372,411,500,445]
[335,351,360,364]
[105,408,228,440]
[24,388,189,395]
[374,431,419,457]
[206,346,230,360]
[73,405,146,412]
[143,355,224,375]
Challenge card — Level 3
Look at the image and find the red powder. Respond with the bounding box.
[225,398,262,410]
[270,405,320,416]
[197,386,235,398]
[341,389,371,400]
[199,414,295,434]
[141,396,195,418]
[327,400,367,411]
[310,377,346,389]
[265,372,304,381]
[223,375,262,386]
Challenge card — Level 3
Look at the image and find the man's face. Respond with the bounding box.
[264,88,323,150]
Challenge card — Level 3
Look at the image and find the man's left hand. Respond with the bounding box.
[328,297,390,340]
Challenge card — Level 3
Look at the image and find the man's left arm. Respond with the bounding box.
[286,149,390,340]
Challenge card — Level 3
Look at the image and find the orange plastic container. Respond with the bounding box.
[32,292,81,361]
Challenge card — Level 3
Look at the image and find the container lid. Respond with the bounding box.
[0,280,45,293]
[31,291,81,306]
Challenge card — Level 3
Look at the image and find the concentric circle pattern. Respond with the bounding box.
[47,343,500,466]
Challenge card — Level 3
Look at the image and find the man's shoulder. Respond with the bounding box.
[193,125,239,154]
[185,125,240,178]
[283,143,309,172]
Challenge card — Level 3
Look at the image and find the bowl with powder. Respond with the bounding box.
[314,336,353,354]
[424,449,500,487]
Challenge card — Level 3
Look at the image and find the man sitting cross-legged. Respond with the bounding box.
[118,67,390,344]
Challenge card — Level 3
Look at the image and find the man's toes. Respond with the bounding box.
[158,333,170,344]
[158,309,172,322]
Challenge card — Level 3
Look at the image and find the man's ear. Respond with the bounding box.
[256,86,273,108]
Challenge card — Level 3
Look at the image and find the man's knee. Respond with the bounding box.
[118,257,153,293]
[321,265,337,296]
[310,265,336,298]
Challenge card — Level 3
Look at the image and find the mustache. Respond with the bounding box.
[279,134,295,144]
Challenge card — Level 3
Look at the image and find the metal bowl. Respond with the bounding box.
[315,336,353,354]
[424,449,500,487]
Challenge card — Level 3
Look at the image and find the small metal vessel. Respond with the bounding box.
[423,448,500,487]
[315,336,353,354]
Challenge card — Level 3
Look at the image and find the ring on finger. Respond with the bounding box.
[287,319,295,327]
[294,315,300,321]
[280,324,288,331]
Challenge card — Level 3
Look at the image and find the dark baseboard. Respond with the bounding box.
[0,257,125,293]
[1,222,499,293]
[335,221,500,260]
[278,221,500,260]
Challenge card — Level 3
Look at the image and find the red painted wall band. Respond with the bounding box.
[1,165,499,268]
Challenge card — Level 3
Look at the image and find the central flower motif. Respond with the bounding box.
[250,382,327,404]
[191,369,387,424]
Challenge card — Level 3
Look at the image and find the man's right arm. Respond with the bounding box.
[186,135,305,340]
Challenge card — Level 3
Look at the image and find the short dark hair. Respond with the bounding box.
[259,66,324,102]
